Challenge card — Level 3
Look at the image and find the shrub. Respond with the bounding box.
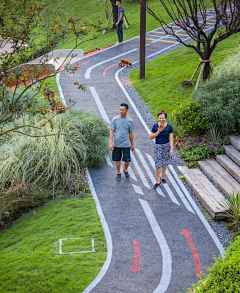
[176,135,230,168]
[188,236,240,293]
[192,73,240,135]
[0,183,47,228]
[0,109,109,192]
[67,171,90,194]
[173,99,207,136]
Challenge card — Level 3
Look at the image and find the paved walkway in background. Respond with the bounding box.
[58,10,224,293]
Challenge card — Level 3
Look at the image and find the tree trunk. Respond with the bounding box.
[203,62,210,80]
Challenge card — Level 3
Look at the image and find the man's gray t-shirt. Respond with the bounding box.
[110,115,134,148]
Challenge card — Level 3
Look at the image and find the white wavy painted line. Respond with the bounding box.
[82,170,113,293]
[89,87,110,124]
[165,168,195,214]
[145,153,180,205]
[85,48,138,79]
[139,199,172,293]
[168,165,225,257]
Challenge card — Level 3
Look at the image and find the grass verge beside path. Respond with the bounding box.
[129,33,240,119]
[0,195,106,293]
[45,0,173,52]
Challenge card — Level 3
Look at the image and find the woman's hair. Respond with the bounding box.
[158,109,167,118]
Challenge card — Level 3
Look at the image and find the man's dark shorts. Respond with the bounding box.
[112,147,131,162]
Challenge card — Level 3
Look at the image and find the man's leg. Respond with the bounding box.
[116,161,121,174]
[123,162,130,172]
[117,23,121,43]
[119,21,123,43]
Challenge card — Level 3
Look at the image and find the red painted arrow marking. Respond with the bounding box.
[129,241,142,273]
[103,64,118,77]
[181,229,201,277]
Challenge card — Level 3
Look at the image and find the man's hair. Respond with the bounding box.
[116,0,121,3]
[120,103,129,110]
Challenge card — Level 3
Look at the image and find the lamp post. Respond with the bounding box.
[139,0,146,79]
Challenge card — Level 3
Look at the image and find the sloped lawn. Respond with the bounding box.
[0,195,106,293]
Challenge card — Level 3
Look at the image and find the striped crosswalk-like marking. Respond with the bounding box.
[145,153,180,206]
[137,36,178,43]
[135,148,165,197]
[131,152,151,189]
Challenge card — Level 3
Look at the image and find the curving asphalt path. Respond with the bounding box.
[58,11,225,293]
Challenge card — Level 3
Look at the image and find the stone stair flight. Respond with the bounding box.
[178,135,240,220]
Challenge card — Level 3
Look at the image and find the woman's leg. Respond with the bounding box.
[155,168,161,184]
[161,166,167,179]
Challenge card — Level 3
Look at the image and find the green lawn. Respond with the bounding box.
[44,0,173,52]
[0,195,106,293]
[129,33,240,119]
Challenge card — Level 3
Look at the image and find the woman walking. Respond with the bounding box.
[150,110,174,189]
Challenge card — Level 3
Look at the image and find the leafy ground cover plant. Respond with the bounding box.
[188,235,240,293]
[176,135,230,168]
[67,171,90,195]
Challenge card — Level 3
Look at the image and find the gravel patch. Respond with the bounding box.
[119,64,232,248]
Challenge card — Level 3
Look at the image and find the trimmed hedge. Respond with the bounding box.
[188,236,240,292]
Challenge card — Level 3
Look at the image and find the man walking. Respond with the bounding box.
[110,103,134,181]
[115,0,124,45]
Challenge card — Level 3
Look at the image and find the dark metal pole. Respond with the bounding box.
[140,0,146,79]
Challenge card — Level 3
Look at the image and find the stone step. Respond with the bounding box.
[178,165,227,219]
[230,135,240,151]
[216,154,240,183]
[224,145,240,167]
[206,158,240,194]
[198,160,240,196]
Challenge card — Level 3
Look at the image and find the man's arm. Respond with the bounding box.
[110,129,115,151]
[116,10,123,26]
[129,131,134,152]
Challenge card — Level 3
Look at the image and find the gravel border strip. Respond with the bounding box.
[119,62,232,248]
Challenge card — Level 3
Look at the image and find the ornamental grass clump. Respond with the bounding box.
[0,109,109,193]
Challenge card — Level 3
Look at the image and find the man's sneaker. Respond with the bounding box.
[161,178,167,184]
[116,174,121,181]
[153,182,160,189]
[123,171,130,180]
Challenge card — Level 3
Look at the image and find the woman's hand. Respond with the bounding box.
[170,149,174,157]
[157,125,164,133]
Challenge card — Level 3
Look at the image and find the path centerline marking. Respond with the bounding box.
[139,199,172,293]
[103,64,118,77]
[89,87,110,124]
[85,48,138,79]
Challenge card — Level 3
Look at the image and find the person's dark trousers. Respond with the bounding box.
[117,20,123,43]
